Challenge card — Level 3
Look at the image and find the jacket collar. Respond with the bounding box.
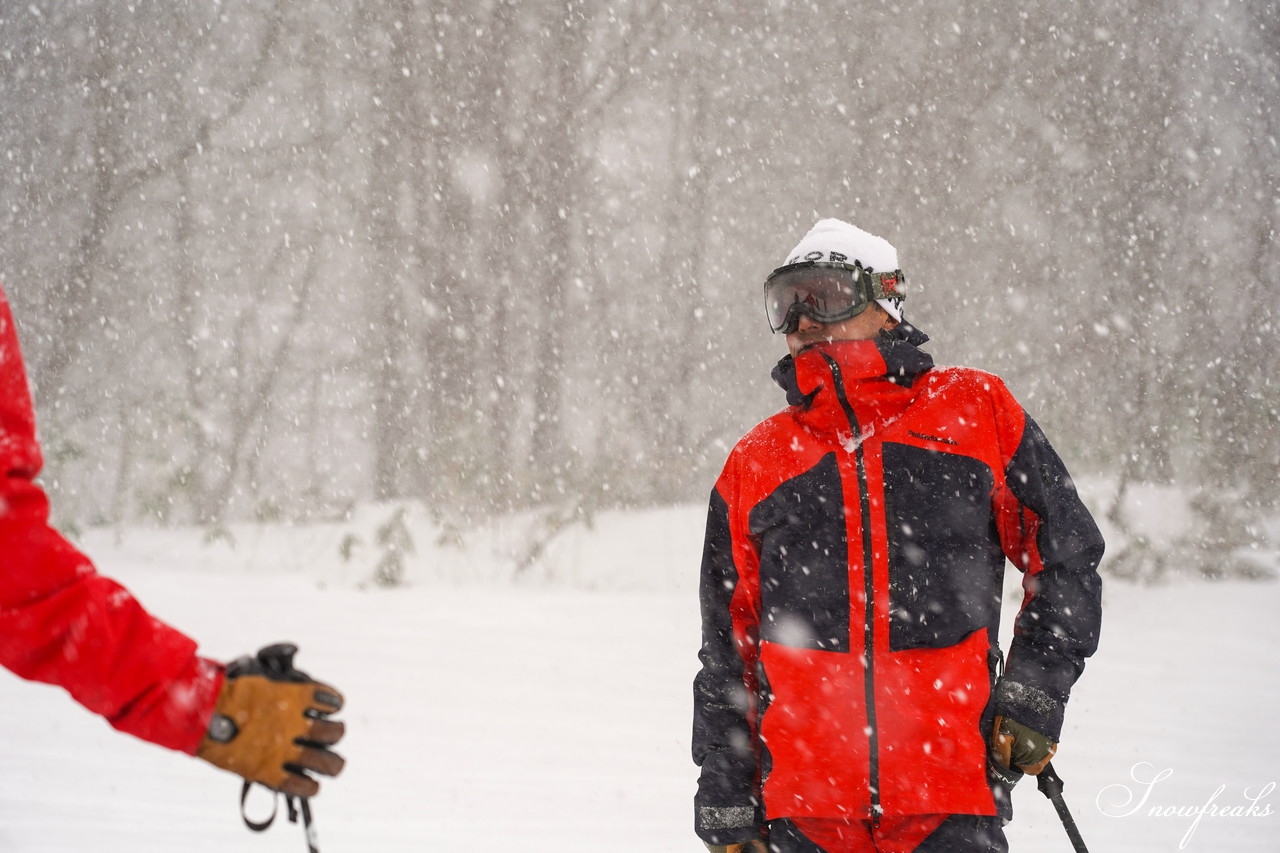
[771,321,934,407]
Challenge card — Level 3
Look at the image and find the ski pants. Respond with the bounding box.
[764,814,1008,853]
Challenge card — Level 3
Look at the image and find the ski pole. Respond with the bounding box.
[1036,762,1090,853]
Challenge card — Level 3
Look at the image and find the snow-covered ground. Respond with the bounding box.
[1,498,1277,852]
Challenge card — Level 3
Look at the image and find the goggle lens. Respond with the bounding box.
[764,263,871,334]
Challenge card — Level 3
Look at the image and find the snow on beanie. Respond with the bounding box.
[781,218,905,321]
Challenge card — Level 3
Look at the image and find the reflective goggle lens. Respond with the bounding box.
[764,263,871,334]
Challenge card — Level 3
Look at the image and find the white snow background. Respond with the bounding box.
[2,483,1277,852]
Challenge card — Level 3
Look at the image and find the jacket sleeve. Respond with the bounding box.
[692,467,764,845]
[0,286,223,754]
[992,384,1104,742]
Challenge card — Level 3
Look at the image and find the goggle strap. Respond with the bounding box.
[864,270,906,302]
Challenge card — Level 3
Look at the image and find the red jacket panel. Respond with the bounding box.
[0,284,223,754]
[693,332,1103,844]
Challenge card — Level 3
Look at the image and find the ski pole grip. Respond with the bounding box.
[1037,761,1065,800]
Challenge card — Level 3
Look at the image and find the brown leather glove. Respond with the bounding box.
[196,644,345,797]
[705,841,768,853]
[991,714,1056,775]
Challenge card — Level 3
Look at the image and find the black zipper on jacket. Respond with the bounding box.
[820,352,882,826]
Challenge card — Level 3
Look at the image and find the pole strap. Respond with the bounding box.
[240,780,320,853]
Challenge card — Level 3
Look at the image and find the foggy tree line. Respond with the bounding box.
[0,0,1276,575]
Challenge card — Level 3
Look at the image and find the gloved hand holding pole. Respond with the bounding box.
[196,643,346,797]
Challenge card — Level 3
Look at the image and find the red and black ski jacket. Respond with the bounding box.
[0,285,223,754]
[692,326,1103,844]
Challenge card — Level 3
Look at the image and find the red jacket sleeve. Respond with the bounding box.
[0,285,224,754]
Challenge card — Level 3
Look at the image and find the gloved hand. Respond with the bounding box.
[705,840,768,853]
[991,714,1056,775]
[196,643,345,797]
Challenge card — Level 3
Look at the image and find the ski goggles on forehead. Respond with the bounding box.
[763,260,905,334]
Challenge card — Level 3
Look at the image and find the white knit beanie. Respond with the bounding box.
[781,218,905,321]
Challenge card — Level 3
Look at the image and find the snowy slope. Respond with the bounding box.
[1,503,1277,852]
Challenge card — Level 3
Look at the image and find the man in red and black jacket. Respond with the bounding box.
[1,283,345,803]
[692,220,1104,853]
